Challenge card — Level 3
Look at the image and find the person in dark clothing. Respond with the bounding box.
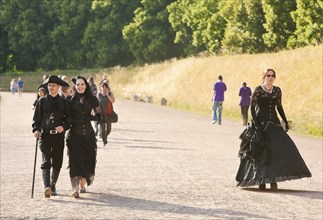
[97,81,115,146]
[238,82,252,126]
[32,86,47,110]
[67,76,102,198]
[32,75,71,198]
[235,69,311,190]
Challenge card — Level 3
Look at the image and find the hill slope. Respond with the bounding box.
[107,45,322,136]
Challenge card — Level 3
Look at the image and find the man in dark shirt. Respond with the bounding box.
[239,82,252,126]
[212,75,227,125]
[32,75,71,198]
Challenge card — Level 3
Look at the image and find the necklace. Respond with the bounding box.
[262,84,273,93]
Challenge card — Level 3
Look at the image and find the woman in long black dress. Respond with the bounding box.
[67,76,101,198]
[236,68,311,190]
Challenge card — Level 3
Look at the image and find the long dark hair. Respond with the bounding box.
[71,76,98,107]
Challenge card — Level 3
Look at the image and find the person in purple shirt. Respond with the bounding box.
[212,75,227,125]
[239,82,252,126]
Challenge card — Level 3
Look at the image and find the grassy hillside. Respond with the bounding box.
[106,45,322,137]
[0,45,322,136]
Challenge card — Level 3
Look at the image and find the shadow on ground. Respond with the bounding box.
[242,188,323,200]
[52,192,266,219]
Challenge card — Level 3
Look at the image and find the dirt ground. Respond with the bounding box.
[0,91,322,220]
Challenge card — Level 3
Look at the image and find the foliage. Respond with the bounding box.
[262,0,297,50]
[0,0,322,72]
[220,0,266,53]
[167,0,225,55]
[82,0,140,67]
[288,0,323,48]
[123,0,180,63]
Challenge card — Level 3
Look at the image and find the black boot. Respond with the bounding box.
[50,169,60,196]
[270,182,278,190]
[42,169,52,198]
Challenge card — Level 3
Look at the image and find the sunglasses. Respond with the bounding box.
[266,74,275,78]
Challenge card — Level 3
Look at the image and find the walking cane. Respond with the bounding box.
[31,138,39,198]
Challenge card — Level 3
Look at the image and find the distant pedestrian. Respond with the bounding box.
[32,86,47,110]
[59,75,71,99]
[97,80,115,146]
[87,76,97,96]
[17,77,24,96]
[42,74,49,82]
[41,75,49,94]
[212,75,227,125]
[10,79,17,95]
[239,82,252,126]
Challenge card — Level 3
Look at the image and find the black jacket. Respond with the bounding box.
[32,94,72,133]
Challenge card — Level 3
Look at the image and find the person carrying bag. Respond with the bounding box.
[97,81,117,146]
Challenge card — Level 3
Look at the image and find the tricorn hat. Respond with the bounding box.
[43,75,69,86]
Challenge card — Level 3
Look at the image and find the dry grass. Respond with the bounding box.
[106,45,322,137]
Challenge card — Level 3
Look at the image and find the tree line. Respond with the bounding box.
[1,0,322,73]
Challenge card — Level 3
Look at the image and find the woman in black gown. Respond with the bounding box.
[67,76,101,198]
[236,69,311,190]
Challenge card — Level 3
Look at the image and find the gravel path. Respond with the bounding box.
[0,92,322,219]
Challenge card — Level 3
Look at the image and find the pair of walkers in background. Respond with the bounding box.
[212,75,251,126]
[9,77,24,96]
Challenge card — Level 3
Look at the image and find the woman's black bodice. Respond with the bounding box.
[251,85,282,125]
[70,95,99,136]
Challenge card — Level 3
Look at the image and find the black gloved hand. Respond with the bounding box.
[90,113,101,122]
[284,121,289,132]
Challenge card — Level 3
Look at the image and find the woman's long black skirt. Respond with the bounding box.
[66,133,97,186]
[236,123,311,186]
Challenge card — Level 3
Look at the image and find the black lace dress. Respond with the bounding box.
[235,85,311,186]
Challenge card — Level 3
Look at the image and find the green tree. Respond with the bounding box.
[220,0,266,53]
[82,0,140,67]
[262,0,297,50]
[123,0,180,63]
[1,0,52,71]
[288,0,323,48]
[42,0,92,70]
[168,0,226,55]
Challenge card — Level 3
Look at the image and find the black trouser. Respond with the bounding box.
[39,132,65,170]
[99,122,111,145]
[241,106,249,125]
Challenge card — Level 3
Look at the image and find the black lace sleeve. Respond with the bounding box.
[276,87,288,124]
[250,86,260,126]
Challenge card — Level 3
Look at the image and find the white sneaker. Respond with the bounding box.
[211,120,217,124]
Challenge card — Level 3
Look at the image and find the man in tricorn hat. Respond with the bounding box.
[32,75,72,198]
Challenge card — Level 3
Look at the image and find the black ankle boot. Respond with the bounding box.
[270,182,278,190]
[259,183,266,190]
[50,169,60,196]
